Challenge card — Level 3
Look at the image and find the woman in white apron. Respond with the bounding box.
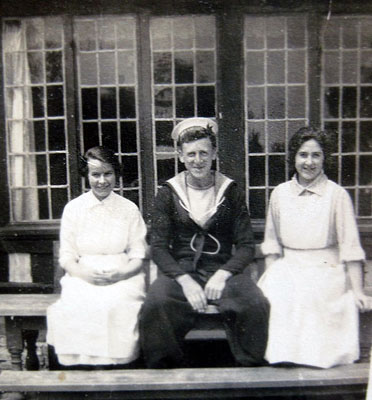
[47,146,147,367]
[258,127,372,368]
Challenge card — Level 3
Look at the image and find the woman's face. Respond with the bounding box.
[87,158,116,201]
[295,139,324,186]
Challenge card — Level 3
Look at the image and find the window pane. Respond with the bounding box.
[341,122,356,153]
[45,18,63,49]
[176,86,194,118]
[118,52,135,84]
[269,155,285,186]
[287,17,306,48]
[175,52,193,83]
[47,85,64,117]
[82,88,98,119]
[157,158,176,185]
[267,52,285,83]
[122,156,139,186]
[288,51,306,83]
[268,87,285,119]
[50,154,67,185]
[99,52,116,84]
[102,122,118,150]
[34,121,46,151]
[155,121,174,147]
[197,86,215,117]
[46,51,63,83]
[248,123,265,153]
[119,87,136,118]
[249,189,266,219]
[151,18,172,50]
[341,155,355,186]
[76,20,96,51]
[174,18,193,49]
[267,18,285,49]
[247,87,264,120]
[361,51,372,83]
[288,86,305,118]
[360,87,372,118]
[155,87,172,118]
[120,122,137,153]
[342,51,358,83]
[51,188,67,219]
[36,155,47,185]
[324,87,339,118]
[32,87,45,118]
[117,19,135,50]
[154,52,172,84]
[48,120,65,151]
[28,52,44,83]
[245,18,265,49]
[38,189,49,219]
[359,189,372,216]
[359,156,372,186]
[360,122,372,152]
[268,121,285,152]
[323,52,340,84]
[249,156,265,186]
[100,87,116,119]
[98,20,115,50]
[195,17,215,48]
[83,122,99,153]
[246,52,264,85]
[342,87,356,118]
[196,51,215,83]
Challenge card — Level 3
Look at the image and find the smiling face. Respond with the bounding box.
[295,139,324,186]
[87,158,116,201]
[179,137,216,187]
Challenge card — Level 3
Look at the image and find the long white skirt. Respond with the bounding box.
[257,247,359,368]
[47,255,145,366]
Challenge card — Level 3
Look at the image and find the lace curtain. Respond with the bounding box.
[4,20,38,221]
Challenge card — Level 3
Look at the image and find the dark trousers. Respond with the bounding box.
[139,271,270,368]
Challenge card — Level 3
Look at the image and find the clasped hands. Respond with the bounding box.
[176,269,232,313]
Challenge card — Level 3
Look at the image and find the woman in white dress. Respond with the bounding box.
[258,127,372,368]
[47,146,147,367]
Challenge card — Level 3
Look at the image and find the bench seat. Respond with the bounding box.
[0,363,370,399]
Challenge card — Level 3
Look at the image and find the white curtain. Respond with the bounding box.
[4,21,39,221]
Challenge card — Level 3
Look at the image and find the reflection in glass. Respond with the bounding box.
[359,189,372,216]
[342,52,357,83]
[342,87,356,118]
[249,189,266,219]
[360,122,372,152]
[197,86,215,117]
[341,122,356,153]
[248,123,265,153]
[99,52,116,85]
[122,156,139,186]
[288,51,306,83]
[36,155,47,185]
[246,52,264,85]
[102,122,118,150]
[98,21,115,50]
[269,155,285,186]
[101,87,116,119]
[249,156,265,186]
[266,18,285,49]
[359,155,372,186]
[52,188,68,219]
[48,120,65,151]
[341,155,355,186]
[176,86,194,118]
[76,21,96,51]
[50,153,67,185]
[117,20,135,50]
[267,52,285,83]
[82,88,98,120]
[32,87,45,118]
[268,121,285,152]
[47,86,64,117]
[120,122,137,153]
[360,87,372,118]
[45,18,63,49]
[196,51,215,83]
[323,52,340,84]
[151,18,172,50]
[174,18,193,49]
[80,53,97,85]
[118,52,135,84]
[155,121,174,147]
[268,87,285,119]
[361,51,372,83]
[28,52,44,83]
[26,19,43,50]
[46,51,63,83]
[157,158,176,185]
[195,17,215,48]
[175,52,193,84]
[119,87,136,118]
[288,86,305,119]
[155,87,172,118]
[83,123,99,153]
[324,87,339,118]
[154,52,172,84]
[247,87,264,119]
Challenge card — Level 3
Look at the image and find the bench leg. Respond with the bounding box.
[23,329,40,371]
[5,317,24,371]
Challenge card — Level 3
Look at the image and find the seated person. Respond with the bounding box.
[47,146,147,367]
[139,118,270,368]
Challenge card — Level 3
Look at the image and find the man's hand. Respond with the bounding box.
[204,269,232,301]
[176,274,207,312]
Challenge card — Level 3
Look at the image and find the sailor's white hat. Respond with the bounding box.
[171,117,218,141]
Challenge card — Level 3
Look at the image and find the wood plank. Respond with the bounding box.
[0,364,369,392]
[0,294,59,316]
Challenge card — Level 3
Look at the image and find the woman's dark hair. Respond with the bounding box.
[177,125,217,149]
[80,146,121,178]
[288,126,336,176]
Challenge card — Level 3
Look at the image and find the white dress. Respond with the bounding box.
[258,173,365,368]
[47,191,147,365]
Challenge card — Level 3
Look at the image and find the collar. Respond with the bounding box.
[166,171,233,208]
[84,190,117,210]
[290,172,328,197]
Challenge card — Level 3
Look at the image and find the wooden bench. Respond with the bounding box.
[0,363,370,399]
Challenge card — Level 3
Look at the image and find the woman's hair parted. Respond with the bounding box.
[80,146,121,178]
[288,126,336,176]
[177,125,217,149]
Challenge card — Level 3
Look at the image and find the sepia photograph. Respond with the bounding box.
[0,0,371,399]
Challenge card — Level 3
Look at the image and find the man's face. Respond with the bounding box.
[179,137,216,185]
